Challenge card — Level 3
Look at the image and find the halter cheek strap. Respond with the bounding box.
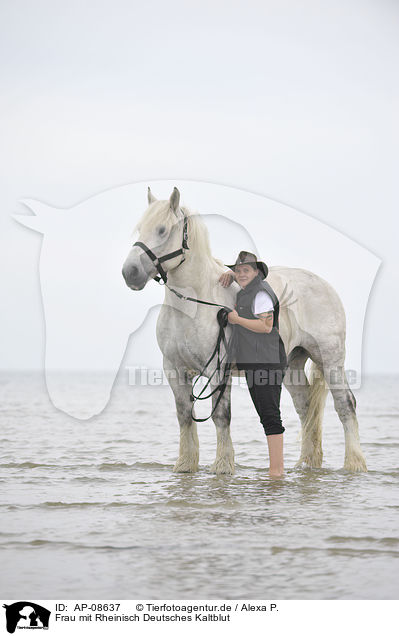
[133,214,189,284]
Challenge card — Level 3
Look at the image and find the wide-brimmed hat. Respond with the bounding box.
[226,251,268,279]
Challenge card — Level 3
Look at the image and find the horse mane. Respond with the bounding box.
[133,200,224,273]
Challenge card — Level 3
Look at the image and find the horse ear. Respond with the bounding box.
[13,214,43,233]
[169,187,180,214]
[147,187,157,204]
[13,199,58,234]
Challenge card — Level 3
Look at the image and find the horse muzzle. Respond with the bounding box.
[122,262,149,290]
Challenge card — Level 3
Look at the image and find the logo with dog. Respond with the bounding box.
[2,603,51,633]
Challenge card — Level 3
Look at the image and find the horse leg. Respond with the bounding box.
[210,380,235,475]
[284,347,328,468]
[165,361,199,473]
[323,364,367,472]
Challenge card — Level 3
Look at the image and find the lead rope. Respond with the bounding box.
[189,307,236,423]
[163,287,236,422]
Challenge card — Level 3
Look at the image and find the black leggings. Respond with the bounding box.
[244,368,286,436]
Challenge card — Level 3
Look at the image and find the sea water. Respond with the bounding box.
[0,371,398,599]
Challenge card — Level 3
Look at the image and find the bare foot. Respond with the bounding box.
[269,470,284,478]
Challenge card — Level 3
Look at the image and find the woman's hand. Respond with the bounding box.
[227,309,240,325]
[219,272,235,287]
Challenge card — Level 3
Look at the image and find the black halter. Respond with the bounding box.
[133,214,189,284]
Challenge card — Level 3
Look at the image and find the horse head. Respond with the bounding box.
[122,186,188,290]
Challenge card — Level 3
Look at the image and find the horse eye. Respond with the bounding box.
[158,225,166,235]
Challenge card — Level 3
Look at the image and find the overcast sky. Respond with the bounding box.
[1,0,398,374]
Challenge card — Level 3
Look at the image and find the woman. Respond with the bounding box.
[219,251,288,477]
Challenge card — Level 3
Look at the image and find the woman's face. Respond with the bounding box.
[235,264,258,288]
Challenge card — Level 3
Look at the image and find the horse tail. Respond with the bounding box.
[297,361,329,468]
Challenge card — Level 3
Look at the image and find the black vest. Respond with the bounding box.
[233,274,287,369]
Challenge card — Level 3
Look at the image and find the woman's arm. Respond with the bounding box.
[228,310,273,333]
[256,311,274,333]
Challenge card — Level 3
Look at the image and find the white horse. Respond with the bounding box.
[122,187,367,474]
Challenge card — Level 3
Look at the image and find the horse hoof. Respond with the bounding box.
[295,455,323,469]
[209,460,235,475]
[173,458,199,473]
[343,456,368,473]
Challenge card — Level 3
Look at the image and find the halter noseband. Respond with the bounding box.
[133,213,189,284]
